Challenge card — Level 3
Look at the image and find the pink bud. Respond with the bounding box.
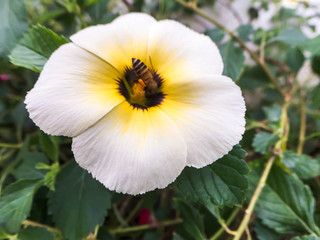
[0,74,10,81]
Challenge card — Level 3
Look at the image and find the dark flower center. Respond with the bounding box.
[117,59,165,110]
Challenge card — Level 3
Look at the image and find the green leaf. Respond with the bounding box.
[248,161,320,235]
[42,162,60,191]
[219,40,245,81]
[9,24,68,72]
[48,161,112,240]
[282,151,320,179]
[39,131,59,162]
[14,152,49,180]
[252,131,279,154]
[301,35,320,55]
[292,235,320,240]
[312,83,320,109]
[263,105,281,122]
[175,145,248,207]
[269,29,308,47]
[311,55,320,76]
[173,199,206,240]
[0,179,43,233]
[237,24,253,42]
[0,227,12,240]
[255,220,280,240]
[18,226,54,240]
[238,66,270,89]
[286,47,305,73]
[0,0,28,58]
[205,28,224,43]
[86,0,109,22]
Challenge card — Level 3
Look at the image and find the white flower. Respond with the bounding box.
[25,13,246,195]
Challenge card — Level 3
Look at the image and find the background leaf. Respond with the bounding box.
[39,131,59,162]
[282,151,320,179]
[0,179,43,233]
[248,161,320,235]
[173,199,206,240]
[9,24,68,72]
[18,226,54,240]
[219,40,245,81]
[48,161,112,240]
[269,29,308,47]
[0,0,28,58]
[175,145,248,207]
[252,131,280,154]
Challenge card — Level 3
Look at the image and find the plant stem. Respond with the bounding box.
[174,0,286,98]
[210,208,240,240]
[233,155,275,240]
[113,204,128,227]
[110,218,183,235]
[125,198,144,223]
[297,94,306,154]
[0,143,22,148]
[23,220,62,236]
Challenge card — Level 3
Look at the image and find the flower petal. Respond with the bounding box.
[161,75,246,168]
[147,20,224,84]
[72,101,187,195]
[25,43,123,137]
[70,13,156,70]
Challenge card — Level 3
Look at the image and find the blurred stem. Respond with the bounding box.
[110,218,183,235]
[0,149,16,165]
[210,207,240,240]
[297,92,306,154]
[174,0,286,98]
[233,99,290,239]
[245,120,273,132]
[0,143,22,148]
[23,220,62,236]
[233,155,275,240]
[113,204,128,227]
[125,198,144,223]
[245,226,252,240]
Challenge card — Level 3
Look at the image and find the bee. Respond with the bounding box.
[132,58,158,95]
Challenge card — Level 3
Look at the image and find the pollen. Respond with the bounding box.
[131,82,146,105]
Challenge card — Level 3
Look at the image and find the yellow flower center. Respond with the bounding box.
[118,58,165,110]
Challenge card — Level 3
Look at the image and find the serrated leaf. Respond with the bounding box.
[255,219,280,240]
[14,152,49,180]
[0,0,28,58]
[175,145,248,207]
[39,131,59,162]
[263,105,281,122]
[205,28,224,43]
[252,131,279,154]
[0,179,43,233]
[237,24,253,42]
[248,161,320,235]
[269,29,308,47]
[219,40,245,81]
[282,151,320,179]
[48,161,112,240]
[173,199,206,240]
[286,47,305,73]
[18,226,54,240]
[292,235,320,240]
[9,24,68,72]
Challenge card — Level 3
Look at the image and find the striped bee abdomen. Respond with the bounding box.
[132,58,158,94]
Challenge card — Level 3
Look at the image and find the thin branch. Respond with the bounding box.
[210,208,241,240]
[233,155,275,240]
[109,218,183,235]
[23,220,62,236]
[297,93,306,154]
[175,0,286,98]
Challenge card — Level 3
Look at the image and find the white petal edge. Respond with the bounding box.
[25,43,123,137]
[161,74,246,168]
[147,19,224,84]
[70,13,157,70]
[72,101,187,195]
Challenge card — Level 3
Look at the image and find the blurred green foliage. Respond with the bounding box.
[1,0,320,239]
